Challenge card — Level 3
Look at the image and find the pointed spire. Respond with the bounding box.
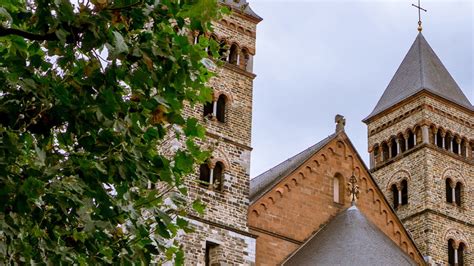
[364,33,473,122]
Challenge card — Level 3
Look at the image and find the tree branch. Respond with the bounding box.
[0,26,57,41]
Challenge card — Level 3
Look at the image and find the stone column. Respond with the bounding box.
[413,131,417,146]
[396,139,401,154]
[422,125,429,144]
[212,101,217,117]
[466,144,470,158]
[434,129,438,146]
[452,186,456,203]
[369,150,375,169]
[388,142,393,159]
[441,132,446,149]
[209,168,214,188]
[454,244,459,265]
[456,138,461,155]
[404,134,409,150]
[397,184,402,205]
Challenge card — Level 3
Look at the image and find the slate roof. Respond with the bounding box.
[220,0,262,21]
[283,205,418,266]
[249,133,336,204]
[364,33,472,122]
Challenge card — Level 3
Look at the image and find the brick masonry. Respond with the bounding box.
[177,5,261,265]
[248,133,425,265]
[367,93,473,265]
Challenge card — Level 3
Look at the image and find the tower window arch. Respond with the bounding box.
[240,48,250,70]
[228,43,239,65]
[446,179,462,207]
[448,239,465,266]
[203,93,228,123]
[216,94,227,123]
[390,180,408,209]
[391,184,399,209]
[446,178,453,204]
[407,130,415,149]
[401,179,408,205]
[390,138,398,158]
[455,182,462,207]
[198,161,225,191]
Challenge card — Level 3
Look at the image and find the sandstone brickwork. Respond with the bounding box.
[366,93,473,265]
[248,133,425,265]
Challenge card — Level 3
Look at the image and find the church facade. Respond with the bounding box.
[179,1,472,265]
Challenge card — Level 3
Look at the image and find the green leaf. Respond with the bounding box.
[192,199,206,215]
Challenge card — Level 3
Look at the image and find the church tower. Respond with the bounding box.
[180,1,261,265]
[364,33,473,265]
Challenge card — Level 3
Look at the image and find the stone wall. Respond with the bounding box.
[178,6,260,265]
[248,133,425,265]
[180,219,256,265]
[368,93,473,265]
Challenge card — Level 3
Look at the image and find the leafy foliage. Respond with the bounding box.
[0,0,224,264]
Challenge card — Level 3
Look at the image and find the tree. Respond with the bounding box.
[0,0,225,263]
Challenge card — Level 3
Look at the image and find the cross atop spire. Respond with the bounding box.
[412,0,427,32]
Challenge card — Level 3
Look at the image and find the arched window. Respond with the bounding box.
[203,100,213,118]
[399,135,406,152]
[446,178,453,203]
[212,161,224,191]
[390,138,398,158]
[448,239,455,266]
[436,130,443,148]
[453,137,459,154]
[219,41,227,61]
[228,44,239,64]
[333,177,340,203]
[199,164,211,187]
[240,48,250,70]
[407,130,415,149]
[216,95,226,123]
[391,184,399,209]
[401,180,408,205]
[447,240,465,266]
[458,242,465,266]
[199,161,224,191]
[455,182,462,207]
[382,142,389,161]
[445,132,452,151]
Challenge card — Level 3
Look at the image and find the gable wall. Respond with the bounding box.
[248,134,425,265]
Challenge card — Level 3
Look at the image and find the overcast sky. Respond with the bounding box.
[248,0,473,178]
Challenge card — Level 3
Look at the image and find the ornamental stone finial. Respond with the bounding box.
[335,114,346,133]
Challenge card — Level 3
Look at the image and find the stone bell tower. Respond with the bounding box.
[180,0,262,265]
[363,33,473,265]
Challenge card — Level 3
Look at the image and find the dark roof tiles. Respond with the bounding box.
[364,33,472,122]
[283,205,418,266]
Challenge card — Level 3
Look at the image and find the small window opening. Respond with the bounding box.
[199,164,211,187]
[455,182,462,207]
[213,162,224,191]
[436,131,443,148]
[391,184,399,209]
[446,179,453,203]
[401,180,408,205]
[203,101,213,118]
[407,130,415,149]
[391,138,398,158]
[448,239,455,266]
[228,44,239,64]
[205,241,220,266]
[216,95,226,123]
